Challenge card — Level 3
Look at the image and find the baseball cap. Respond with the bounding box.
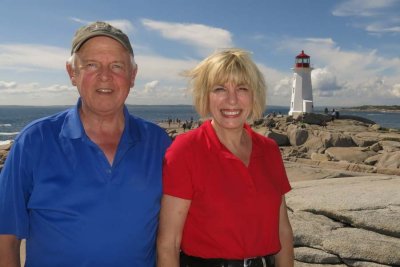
[71,21,133,55]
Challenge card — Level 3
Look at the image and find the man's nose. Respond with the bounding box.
[98,66,112,81]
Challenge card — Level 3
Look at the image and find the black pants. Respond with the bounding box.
[180,251,275,267]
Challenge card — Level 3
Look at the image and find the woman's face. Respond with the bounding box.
[208,82,253,132]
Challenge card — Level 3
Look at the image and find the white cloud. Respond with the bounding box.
[0,81,17,89]
[0,44,68,72]
[366,23,400,34]
[0,82,75,95]
[332,0,400,35]
[0,82,78,105]
[312,67,341,96]
[392,84,400,97]
[135,54,197,82]
[143,80,159,94]
[332,0,396,17]
[271,77,292,97]
[141,19,233,55]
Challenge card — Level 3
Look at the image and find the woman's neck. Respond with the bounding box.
[211,120,252,166]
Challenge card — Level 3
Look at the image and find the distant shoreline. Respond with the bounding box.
[340,105,400,113]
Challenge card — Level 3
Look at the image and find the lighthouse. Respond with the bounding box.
[288,50,314,117]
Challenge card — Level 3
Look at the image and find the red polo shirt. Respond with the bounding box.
[163,120,291,259]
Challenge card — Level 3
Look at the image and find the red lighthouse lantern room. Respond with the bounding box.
[295,50,310,68]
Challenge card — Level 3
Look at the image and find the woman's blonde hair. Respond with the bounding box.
[184,48,267,120]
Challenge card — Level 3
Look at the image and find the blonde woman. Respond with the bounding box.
[157,48,294,267]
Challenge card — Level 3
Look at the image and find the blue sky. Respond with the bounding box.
[0,0,399,107]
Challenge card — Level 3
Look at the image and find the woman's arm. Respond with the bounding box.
[0,234,21,267]
[274,196,294,267]
[157,194,191,267]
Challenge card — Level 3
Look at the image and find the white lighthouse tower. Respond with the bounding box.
[288,50,314,118]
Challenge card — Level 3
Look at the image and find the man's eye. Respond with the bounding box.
[86,63,98,69]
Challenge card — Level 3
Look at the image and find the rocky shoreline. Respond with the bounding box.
[1,114,399,266]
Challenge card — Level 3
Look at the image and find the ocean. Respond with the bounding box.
[0,105,399,142]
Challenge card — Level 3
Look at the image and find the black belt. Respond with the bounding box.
[180,251,275,267]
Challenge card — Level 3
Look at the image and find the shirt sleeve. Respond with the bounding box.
[162,135,194,200]
[0,138,32,239]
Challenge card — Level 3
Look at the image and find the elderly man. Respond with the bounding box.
[0,21,171,267]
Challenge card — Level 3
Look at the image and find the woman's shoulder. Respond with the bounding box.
[249,127,279,148]
[166,126,206,155]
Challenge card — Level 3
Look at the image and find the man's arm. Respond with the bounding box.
[0,234,21,267]
[275,197,294,267]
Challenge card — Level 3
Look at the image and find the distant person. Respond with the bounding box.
[0,21,171,267]
[331,109,336,121]
[157,48,293,267]
[324,107,329,114]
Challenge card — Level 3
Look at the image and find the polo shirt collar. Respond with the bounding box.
[203,119,263,158]
[60,98,140,145]
[60,98,85,139]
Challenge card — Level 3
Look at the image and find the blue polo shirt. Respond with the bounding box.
[0,101,171,267]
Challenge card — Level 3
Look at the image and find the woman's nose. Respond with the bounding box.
[227,89,238,104]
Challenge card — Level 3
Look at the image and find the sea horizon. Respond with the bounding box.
[1,104,399,142]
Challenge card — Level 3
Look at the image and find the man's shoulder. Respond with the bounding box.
[15,109,71,142]
[128,115,167,135]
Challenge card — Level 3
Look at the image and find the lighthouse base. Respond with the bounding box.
[288,110,304,119]
[289,100,313,118]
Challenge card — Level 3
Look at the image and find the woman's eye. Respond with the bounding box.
[238,86,250,91]
[213,86,225,92]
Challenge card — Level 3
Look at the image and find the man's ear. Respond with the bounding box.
[66,62,77,86]
[130,65,138,88]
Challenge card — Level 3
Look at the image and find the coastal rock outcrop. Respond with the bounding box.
[287,175,400,266]
[251,114,400,176]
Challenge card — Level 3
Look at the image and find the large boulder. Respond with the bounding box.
[301,113,330,125]
[352,132,380,147]
[265,130,290,146]
[287,124,309,146]
[301,135,326,154]
[319,132,355,148]
[325,147,377,163]
[375,151,400,169]
[379,140,400,153]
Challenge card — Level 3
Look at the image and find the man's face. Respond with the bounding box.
[68,36,137,117]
